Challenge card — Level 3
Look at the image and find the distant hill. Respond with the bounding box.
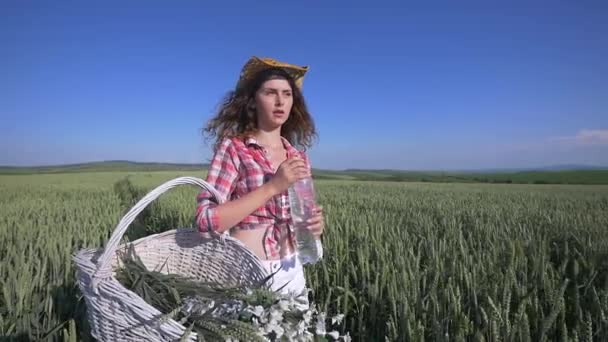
[1,161,608,184]
[534,164,608,171]
[359,164,608,174]
[450,164,608,173]
[315,169,608,185]
[0,160,208,174]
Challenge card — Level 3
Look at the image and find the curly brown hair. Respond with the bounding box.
[202,67,317,152]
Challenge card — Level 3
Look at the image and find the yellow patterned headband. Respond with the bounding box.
[236,56,309,90]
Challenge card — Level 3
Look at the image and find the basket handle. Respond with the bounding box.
[90,176,225,293]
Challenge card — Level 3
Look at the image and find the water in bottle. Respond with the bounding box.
[288,177,323,264]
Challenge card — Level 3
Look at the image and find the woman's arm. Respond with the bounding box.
[212,157,310,232]
[210,181,276,233]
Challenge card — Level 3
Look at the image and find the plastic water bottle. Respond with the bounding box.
[288,177,323,264]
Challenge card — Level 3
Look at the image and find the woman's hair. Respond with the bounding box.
[202,67,317,152]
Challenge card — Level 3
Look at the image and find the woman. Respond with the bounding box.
[195,56,324,303]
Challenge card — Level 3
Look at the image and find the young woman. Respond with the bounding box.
[195,56,325,302]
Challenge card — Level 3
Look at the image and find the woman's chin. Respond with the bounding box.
[264,119,286,129]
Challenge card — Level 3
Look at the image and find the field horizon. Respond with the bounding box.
[1,160,608,185]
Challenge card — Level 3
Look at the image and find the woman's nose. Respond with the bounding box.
[275,95,284,105]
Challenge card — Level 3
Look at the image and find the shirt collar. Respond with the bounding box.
[244,135,301,157]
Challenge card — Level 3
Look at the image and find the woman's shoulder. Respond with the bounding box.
[216,135,247,152]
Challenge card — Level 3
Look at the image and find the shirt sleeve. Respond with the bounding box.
[195,138,240,233]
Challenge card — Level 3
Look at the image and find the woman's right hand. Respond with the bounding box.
[268,156,310,195]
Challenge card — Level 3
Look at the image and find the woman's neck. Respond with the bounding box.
[253,128,283,149]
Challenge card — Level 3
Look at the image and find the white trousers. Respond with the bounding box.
[261,254,309,309]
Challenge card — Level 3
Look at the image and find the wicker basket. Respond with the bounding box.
[73,176,269,341]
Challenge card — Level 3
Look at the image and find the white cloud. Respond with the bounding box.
[550,129,608,146]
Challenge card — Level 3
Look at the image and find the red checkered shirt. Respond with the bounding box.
[195,135,311,259]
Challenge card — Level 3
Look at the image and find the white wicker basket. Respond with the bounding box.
[73,176,269,341]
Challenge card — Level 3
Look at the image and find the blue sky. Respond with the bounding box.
[1,0,607,170]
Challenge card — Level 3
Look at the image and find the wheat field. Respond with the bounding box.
[1,172,607,341]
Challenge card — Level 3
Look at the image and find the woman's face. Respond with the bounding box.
[254,78,293,130]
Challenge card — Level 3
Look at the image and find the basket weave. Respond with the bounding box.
[73,176,269,341]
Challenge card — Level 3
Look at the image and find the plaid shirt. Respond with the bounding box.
[195,135,311,259]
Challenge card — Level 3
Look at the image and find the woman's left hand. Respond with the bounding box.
[306,205,324,239]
